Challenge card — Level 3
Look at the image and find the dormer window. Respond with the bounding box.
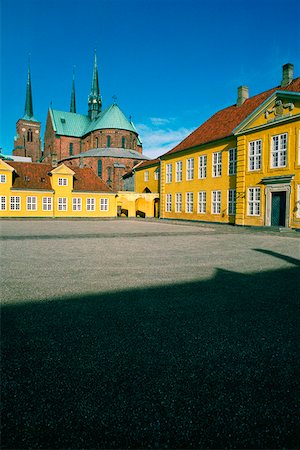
[60,118,66,124]
[58,177,68,186]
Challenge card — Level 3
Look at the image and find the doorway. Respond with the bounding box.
[271,191,286,226]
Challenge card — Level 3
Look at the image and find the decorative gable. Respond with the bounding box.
[50,163,75,176]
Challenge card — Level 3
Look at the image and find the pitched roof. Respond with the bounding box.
[163,77,300,157]
[8,162,112,192]
[84,103,137,134]
[135,158,160,170]
[62,147,149,161]
[50,109,90,137]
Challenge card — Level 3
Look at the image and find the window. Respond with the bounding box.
[42,197,52,211]
[27,129,33,142]
[198,191,206,214]
[0,174,6,183]
[97,160,102,178]
[0,196,6,210]
[100,198,109,211]
[186,158,194,180]
[58,178,68,186]
[249,139,262,171]
[228,189,236,215]
[144,171,149,181]
[58,197,67,211]
[72,198,82,211]
[122,137,126,148]
[176,161,182,182]
[69,143,73,156]
[154,169,159,180]
[86,198,95,211]
[166,193,172,212]
[26,196,37,211]
[107,167,111,182]
[175,193,182,212]
[212,191,221,214]
[248,188,261,216]
[10,196,21,210]
[271,133,287,168]
[186,192,194,213]
[107,135,111,147]
[198,155,207,179]
[297,185,300,218]
[166,164,172,183]
[212,152,222,177]
[228,148,237,175]
[95,137,99,148]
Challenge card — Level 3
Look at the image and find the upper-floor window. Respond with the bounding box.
[0,174,6,183]
[27,129,33,142]
[95,137,99,148]
[58,178,68,186]
[249,139,262,171]
[166,193,172,212]
[248,187,260,216]
[0,196,6,210]
[228,189,236,215]
[175,193,182,212]
[69,143,73,156]
[100,198,109,211]
[198,155,207,179]
[176,161,182,182]
[186,192,194,213]
[26,196,37,211]
[107,135,111,147]
[271,133,287,168]
[122,137,126,148]
[228,148,237,175]
[186,158,194,180]
[154,168,159,180]
[107,167,112,182]
[144,171,149,182]
[10,196,21,211]
[166,163,172,183]
[97,160,102,178]
[212,152,222,177]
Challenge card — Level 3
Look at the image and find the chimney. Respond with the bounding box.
[237,86,249,106]
[51,152,58,168]
[281,63,294,87]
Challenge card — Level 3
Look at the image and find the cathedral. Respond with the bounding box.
[12,54,148,191]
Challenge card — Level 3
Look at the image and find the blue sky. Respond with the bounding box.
[1,0,299,159]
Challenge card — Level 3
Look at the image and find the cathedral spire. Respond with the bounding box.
[70,67,76,113]
[88,51,102,119]
[23,56,34,120]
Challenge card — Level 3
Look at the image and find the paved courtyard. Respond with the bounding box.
[1,219,300,448]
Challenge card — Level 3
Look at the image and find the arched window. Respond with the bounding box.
[27,129,33,142]
[107,167,111,182]
[107,135,111,147]
[69,143,73,156]
[95,137,99,148]
[97,160,102,178]
[122,137,126,148]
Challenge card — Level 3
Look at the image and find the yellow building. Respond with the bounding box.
[155,63,300,229]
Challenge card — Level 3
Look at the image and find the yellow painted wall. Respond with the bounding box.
[117,192,159,218]
[135,163,160,193]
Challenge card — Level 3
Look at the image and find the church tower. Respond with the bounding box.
[13,60,42,162]
[88,52,102,120]
[70,68,76,113]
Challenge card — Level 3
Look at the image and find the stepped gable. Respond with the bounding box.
[164,77,300,157]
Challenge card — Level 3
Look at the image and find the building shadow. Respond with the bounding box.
[1,258,300,449]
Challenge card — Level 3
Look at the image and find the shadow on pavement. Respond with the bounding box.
[1,253,300,449]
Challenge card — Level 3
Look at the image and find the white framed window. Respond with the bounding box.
[0,196,6,210]
[228,148,237,175]
[175,161,182,182]
[198,191,206,214]
[297,185,300,218]
[212,191,221,214]
[166,163,172,183]
[42,197,53,211]
[86,198,95,211]
[26,196,37,211]
[58,197,67,211]
[144,171,149,182]
[271,133,287,168]
[10,196,21,210]
[186,192,194,213]
[212,152,222,177]
[165,193,172,212]
[186,158,194,180]
[0,174,6,183]
[249,139,262,171]
[228,189,236,215]
[100,198,109,211]
[198,155,207,179]
[58,177,68,186]
[72,198,82,211]
[248,187,261,216]
[175,193,182,212]
[154,169,159,180]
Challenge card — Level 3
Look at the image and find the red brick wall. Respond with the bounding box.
[82,129,142,153]
[13,119,42,162]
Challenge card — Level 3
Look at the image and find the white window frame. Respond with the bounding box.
[248,187,261,216]
[249,139,262,171]
[198,155,207,179]
[58,177,68,186]
[175,193,182,213]
[86,198,95,211]
[26,196,37,211]
[100,198,109,211]
[58,197,67,211]
[165,193,172,212]
[0,196,6,210]
[42,197,53,211]
[212,152,222,177]
[198,191,206,214]
[271,133,287,168]
[228,148,237,175]
[144,171,149,182]
[175,161,182,182]
[10,196,21,211]
[72,197,82,211]
[228,189,236,215]
[0,174,6,183]
[154,169,159,180]
[186,192,194,213]
[166,164,172,183]
[212,191,221,214]
[186,158,194,180]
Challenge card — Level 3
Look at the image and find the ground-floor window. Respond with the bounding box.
[26,196,37,211]
[100,198,109,211]
[72,198,82,211]
[186,192,194,213]
[175,193,182,212]
[212,191,221,214]
[86,198,95,211]
[198,191,206,213]
[42,197,53,211]
[10,196,21,210]
[0,196,6,210]
[166,194,172,212]
[58,197,67,211]
[228,189,236,215]
[248,187,261,216]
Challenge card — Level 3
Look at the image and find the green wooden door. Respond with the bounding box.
[271,192,286,226]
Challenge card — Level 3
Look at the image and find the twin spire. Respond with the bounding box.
[23,57,34,120]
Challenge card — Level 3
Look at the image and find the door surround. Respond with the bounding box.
[264,183,291,227]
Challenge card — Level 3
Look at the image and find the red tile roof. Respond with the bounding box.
[163,77,300,157]
[135,158,160,170]
[8,162,112,192]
